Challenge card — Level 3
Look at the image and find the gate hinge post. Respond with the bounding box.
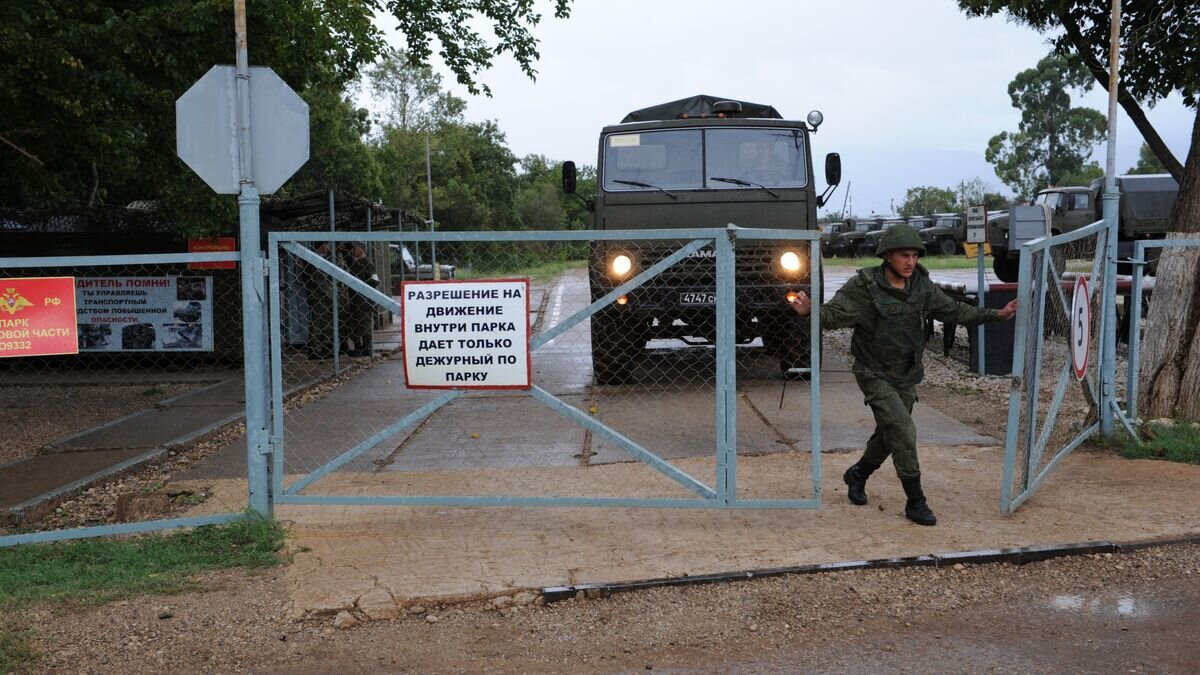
[259,258,270,276]
[260,434,280,457]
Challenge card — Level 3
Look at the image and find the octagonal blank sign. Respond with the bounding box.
[176,65,309,195]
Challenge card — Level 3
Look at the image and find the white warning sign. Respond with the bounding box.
[401,279,531,389]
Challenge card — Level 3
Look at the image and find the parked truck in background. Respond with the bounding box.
[912,212,966,255]
[833,216,882,257]
[562,95,841,383]
[987,174,1178,282]
[862,217,906,256]
[821,219,853,257]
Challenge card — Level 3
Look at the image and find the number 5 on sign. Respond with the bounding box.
[1070,276,1091,381]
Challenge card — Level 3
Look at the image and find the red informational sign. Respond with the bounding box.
[0,277,78,358]
[188,237,238,269]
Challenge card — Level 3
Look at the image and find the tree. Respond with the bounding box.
[381,0,572,96]
[958,1,1200,419]
[0,1,572,233]
[1127,143,1166,175]
[899,186,957,217]
[985,54,1107,199]
[366,50,467,132]
[956,177,1010,210]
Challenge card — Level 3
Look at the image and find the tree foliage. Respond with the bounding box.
[958,0,1197,179]
[1127,142,1166,175]
[899,186,958,217]
[0,0,573,235]
[985,54,1107,198]
[380,0,572,96]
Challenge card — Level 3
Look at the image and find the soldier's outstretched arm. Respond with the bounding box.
[788,276,866,330]
[927,286,1017,325]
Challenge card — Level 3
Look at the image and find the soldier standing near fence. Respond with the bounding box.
[304,242,341,359]
[789,225,1017,525]
[340,242,380,357]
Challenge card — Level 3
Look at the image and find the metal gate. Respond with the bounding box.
[1001,220,1113,511]
[267,227,823,509]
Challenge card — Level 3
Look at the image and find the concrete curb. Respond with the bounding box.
[541,534,1200,603]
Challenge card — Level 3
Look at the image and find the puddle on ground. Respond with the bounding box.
[1050,594,1151,618]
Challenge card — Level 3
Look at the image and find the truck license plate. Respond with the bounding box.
[679,292,716,305]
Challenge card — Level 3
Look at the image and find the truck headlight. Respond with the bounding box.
[611,254,632,278]
[780,251,803,273]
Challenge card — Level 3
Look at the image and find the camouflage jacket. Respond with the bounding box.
[821,264,1001,386]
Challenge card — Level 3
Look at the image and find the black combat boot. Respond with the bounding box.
[842,460,881,506]
[900,476,937,526]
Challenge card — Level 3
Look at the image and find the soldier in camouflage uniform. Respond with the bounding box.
[340,242,380,357]
[304,242,342,359]
[790,225,1017,525]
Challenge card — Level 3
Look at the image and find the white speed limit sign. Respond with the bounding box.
[1070,276,1091,380]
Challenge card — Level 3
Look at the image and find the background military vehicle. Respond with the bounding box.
[862,217,906,256]
[821,219,854,257]
[987,174,1178,282]
[833,216,882,257]
[913,212,966,255]
[561,95,841,382]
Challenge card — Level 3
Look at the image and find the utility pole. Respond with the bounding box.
[425,133,438,280]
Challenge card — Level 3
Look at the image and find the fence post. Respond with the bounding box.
[715,227,736,503]
[1100,192,1120,436]
[1126,242,1144,425]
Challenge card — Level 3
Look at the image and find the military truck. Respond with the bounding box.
[561,95,841,383]
[913,212,966,255]
[834,216,882,257]
[987,174,1178,282]
[821,219,854,257]
[862,217,906,256]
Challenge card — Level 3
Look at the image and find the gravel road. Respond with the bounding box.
[16,543,1198,673]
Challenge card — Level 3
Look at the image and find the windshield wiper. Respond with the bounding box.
[710,176,779,198]
[613,179,677,199]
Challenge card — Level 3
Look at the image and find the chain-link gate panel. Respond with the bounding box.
[1001,221,1115,511]
[269,229,821,509]
[0,252,249,546]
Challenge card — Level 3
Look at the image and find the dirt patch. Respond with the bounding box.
[14,543,1198,673]
[0,383,199,466]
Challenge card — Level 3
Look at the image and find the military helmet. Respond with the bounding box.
[875,224,926,257]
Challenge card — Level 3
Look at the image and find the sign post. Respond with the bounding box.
[967,205,988,375]
[176,1,309,518]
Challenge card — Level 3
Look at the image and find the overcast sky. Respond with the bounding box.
[375,0,1193,217]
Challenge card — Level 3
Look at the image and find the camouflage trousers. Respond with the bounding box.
[854,373,920,479]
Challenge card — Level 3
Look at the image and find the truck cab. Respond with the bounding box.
[562,95,840,382]
[835,216,881,257]
[863,217,906,255]
[915,212,965,255]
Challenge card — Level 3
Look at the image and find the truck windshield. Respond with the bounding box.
[1035,192,1064,208]
[603,128,807,192]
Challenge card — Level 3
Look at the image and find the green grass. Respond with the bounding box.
[0,518,285,672]
[456,258,586,283]
[0,625,37,674]
[1115,421,1200,464]
[825,255,992,270]
[0,517,285,610]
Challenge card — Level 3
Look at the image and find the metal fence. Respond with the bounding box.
[1000,220,1115,512]
[1122,238,1200,428]
[0,251,251,546]
[268,227,824,510]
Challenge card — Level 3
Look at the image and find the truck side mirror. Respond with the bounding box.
[824,153,842,186]
[562,161,577,194]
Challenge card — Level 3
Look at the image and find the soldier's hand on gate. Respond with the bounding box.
[997,299,1018,321]
[789,291,812,316]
